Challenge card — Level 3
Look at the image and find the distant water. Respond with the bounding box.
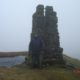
[0,56,25,68]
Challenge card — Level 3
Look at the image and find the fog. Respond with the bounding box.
[0,0,80,59]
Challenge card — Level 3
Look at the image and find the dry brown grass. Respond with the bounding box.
[0,51,27,57]
[0,66,79,80]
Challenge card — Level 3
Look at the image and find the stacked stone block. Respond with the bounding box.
[31,5,65,65]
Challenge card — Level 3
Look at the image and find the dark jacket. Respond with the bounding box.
[29,36,44,53]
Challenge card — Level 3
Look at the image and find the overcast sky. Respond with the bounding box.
[0,0,80,59]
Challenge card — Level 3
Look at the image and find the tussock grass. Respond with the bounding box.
[0,54,80,80]
[0,66,79,80]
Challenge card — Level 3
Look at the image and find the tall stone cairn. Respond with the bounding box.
[31,5,65,65]
[32,5,45,39]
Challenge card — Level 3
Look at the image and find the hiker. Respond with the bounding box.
[29,34,44,68]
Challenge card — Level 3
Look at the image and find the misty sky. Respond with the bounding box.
[0,0,80,59]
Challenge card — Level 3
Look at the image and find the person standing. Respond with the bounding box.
[29,34,44,68]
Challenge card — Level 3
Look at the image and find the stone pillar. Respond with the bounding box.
[31,5,65,65]
[31,5,45,39]
[45,6,59,49]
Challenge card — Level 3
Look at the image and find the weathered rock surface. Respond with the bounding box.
[31,4,65,65]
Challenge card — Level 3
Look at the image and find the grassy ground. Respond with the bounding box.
[0,53,80,80]
[64,55,80,67]
[0,65,79,80]
[0,51,27,57]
